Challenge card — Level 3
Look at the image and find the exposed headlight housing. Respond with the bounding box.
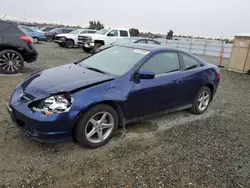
[87,36,92,43]
[30,94,74,115]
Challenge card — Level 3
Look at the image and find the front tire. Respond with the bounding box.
[82,47,92,53]
[66,39,74,48]
[75,104,118,148]
[92,43,102,53]
[191,86,212,114]
[0,50,24,74]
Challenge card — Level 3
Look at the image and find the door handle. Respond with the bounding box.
[176,80,183,84]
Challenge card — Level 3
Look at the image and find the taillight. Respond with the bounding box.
[20,36,32,44]
[217,73,220,79]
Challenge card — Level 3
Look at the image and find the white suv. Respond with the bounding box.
[55,29,97,48]
[78,28,130,52]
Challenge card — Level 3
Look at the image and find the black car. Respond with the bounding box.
[40,26,55,32]
[45,28,74,42]
[0,20,38,74]
[98,37,161,52]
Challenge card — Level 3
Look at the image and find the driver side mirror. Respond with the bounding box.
[135,70,155,80]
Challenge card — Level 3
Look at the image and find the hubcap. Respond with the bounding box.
[34,38,38,43]
[85,112,114,143]
[0,53,22,72]
[198,91,210,111]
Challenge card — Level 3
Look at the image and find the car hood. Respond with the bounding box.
[56,33,78,38]
[21,64,116,99]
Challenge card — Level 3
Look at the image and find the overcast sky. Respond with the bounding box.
[1,0,249,38]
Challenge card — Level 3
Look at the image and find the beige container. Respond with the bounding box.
[228,33,250,73]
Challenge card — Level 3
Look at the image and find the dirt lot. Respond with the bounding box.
[0,43,249,188]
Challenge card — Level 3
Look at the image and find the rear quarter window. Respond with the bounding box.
[181,53,199,70]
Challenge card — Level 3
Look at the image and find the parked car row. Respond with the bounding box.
[54,27,162,53]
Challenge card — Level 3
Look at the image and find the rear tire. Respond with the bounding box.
[33,37,39,44]
[74,104,118,148]
[46,36,53,42]
[0,50,24,74]
[58,43,66,47]
[190,86,212,114]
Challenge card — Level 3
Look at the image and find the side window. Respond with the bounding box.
[80,30,88,34]
[140,52,180,75]
[147,40,158,44]
[181,53,199,70]
[120,30,128,37]
[88,30,96,33]
[55,29,62,33]
[137,40,147,44]
[62,29,69,33]
[107,30,118,37]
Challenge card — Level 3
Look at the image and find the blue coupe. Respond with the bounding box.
[20,26,46,44]
[7,44,220,148]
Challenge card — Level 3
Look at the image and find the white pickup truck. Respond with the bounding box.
[78,28,131,52]
[54,29,97,48]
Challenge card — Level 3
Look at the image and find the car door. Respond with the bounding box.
[178,52,204,105]
[126,51,183,119]
[106,29,119,45]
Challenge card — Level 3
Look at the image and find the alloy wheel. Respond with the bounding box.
[0,52,23,73]
[85,111,114,144]
[66,40,74,48]
[197,91,210,111]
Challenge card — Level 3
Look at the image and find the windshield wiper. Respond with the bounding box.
[86,67,107,74]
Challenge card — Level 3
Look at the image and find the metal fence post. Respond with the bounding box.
[203,39,207,55]
[189,39,192,53]
[176,40,179,49]
[165,39,168,46]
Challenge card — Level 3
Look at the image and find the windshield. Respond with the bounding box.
[95,29,109,35]
[49,28,58,32]
[78,46,149,76]
[69,29,82,34]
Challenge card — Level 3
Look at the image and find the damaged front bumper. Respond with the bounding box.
[7,103,76,143]
[7,88,80,143]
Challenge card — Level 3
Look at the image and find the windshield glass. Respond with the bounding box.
[49,28,58,32]
[95,29,109,35]
[70,29,82,34]
[78,46,149,76]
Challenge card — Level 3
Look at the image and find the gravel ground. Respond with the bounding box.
[0,43,249,188]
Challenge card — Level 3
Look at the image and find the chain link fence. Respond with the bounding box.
[156,38,232,58]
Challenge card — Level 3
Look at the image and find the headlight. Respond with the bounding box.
[60,37,66,41]
[30,94,74,115]
[87,37,92,42]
